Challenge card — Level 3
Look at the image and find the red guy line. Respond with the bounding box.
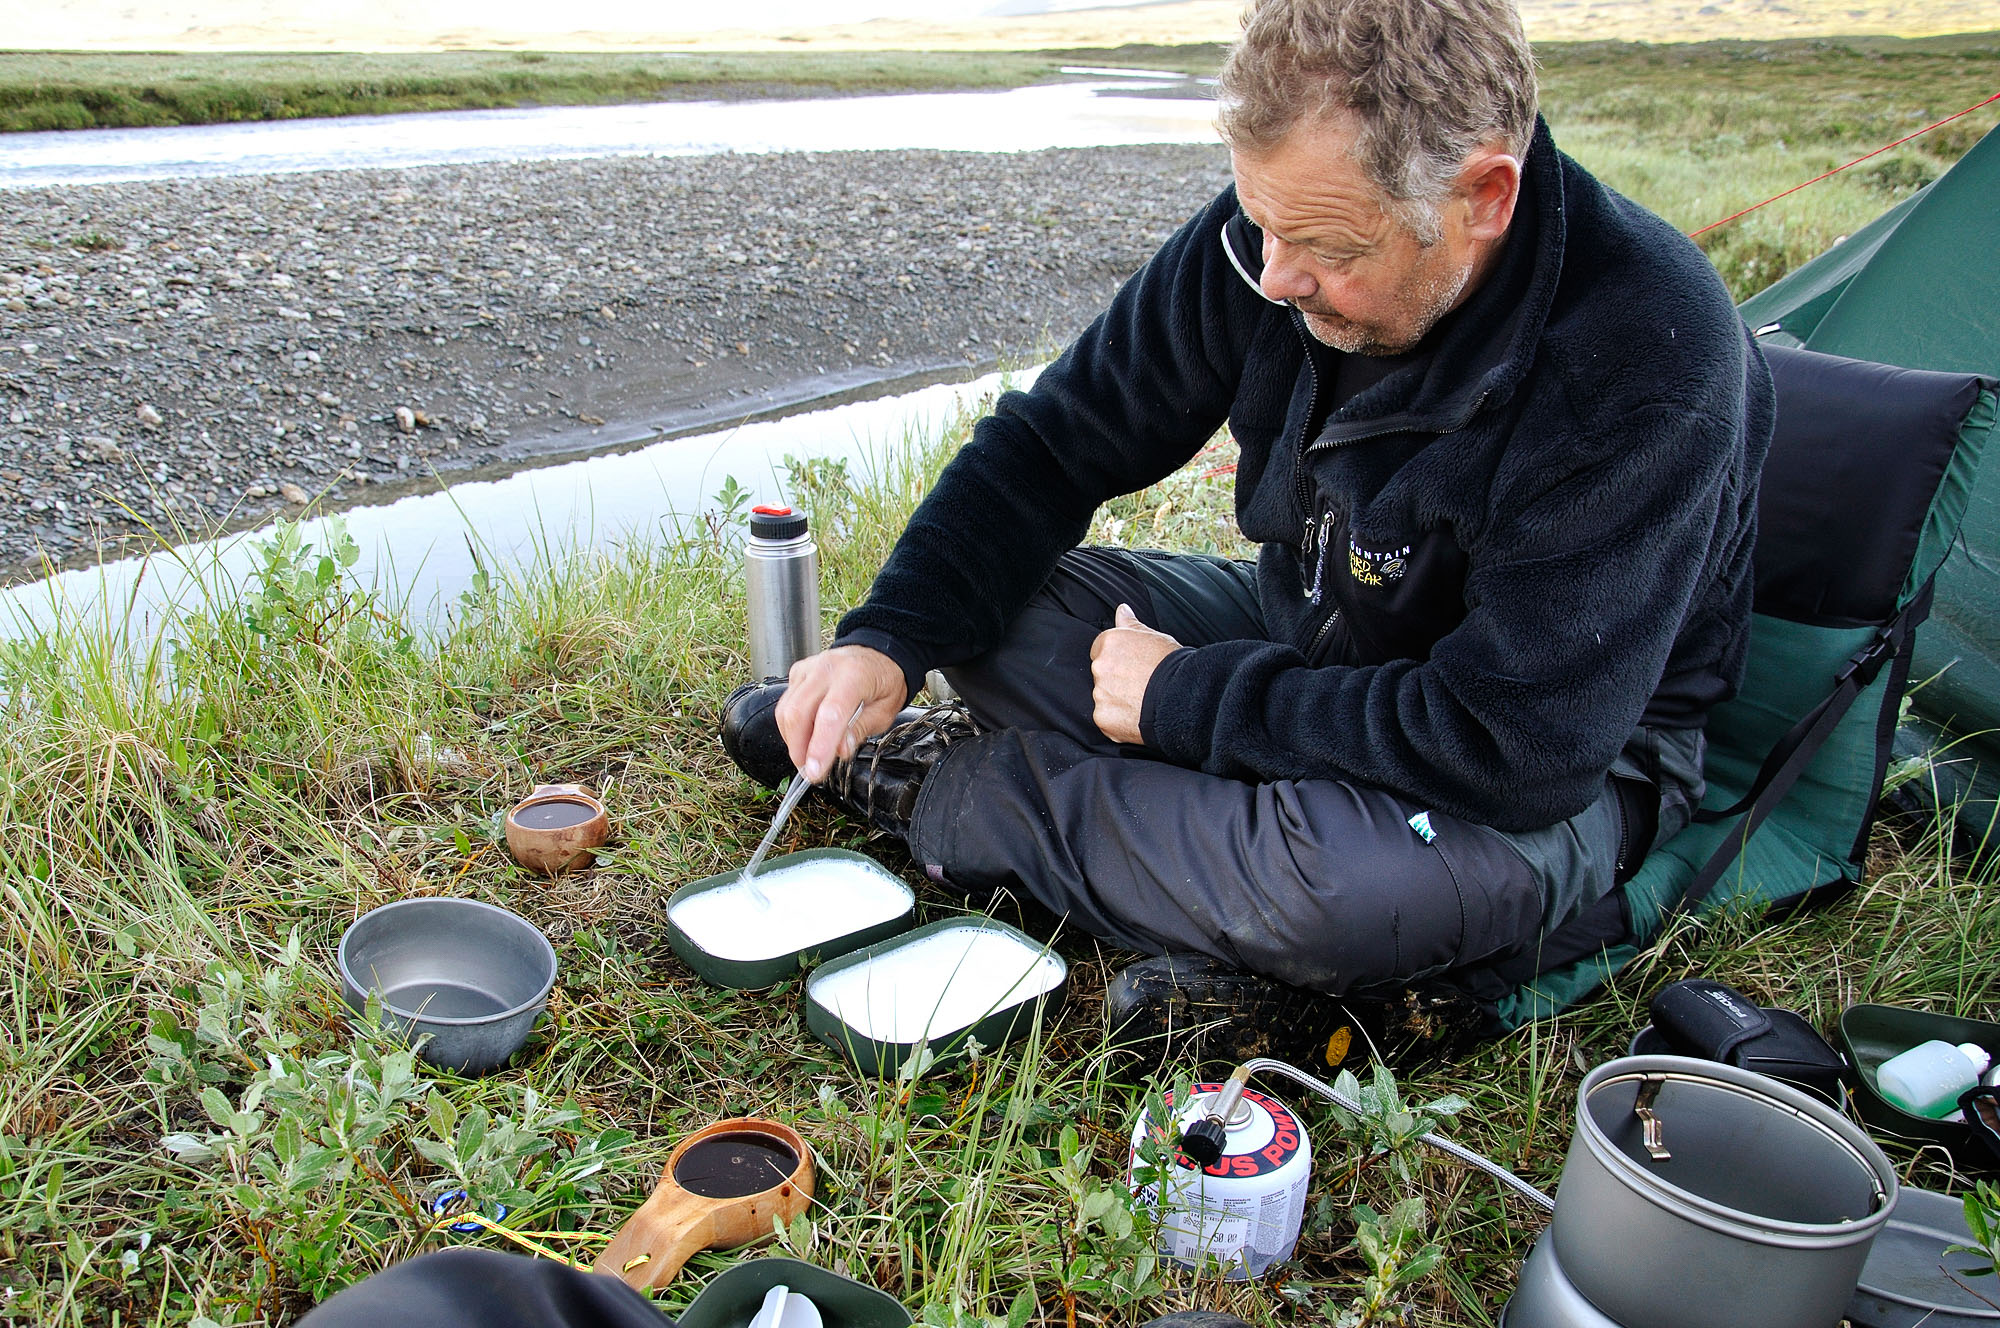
[1688,89,2000,239]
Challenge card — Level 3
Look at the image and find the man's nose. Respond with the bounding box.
[1260,236,1318,303]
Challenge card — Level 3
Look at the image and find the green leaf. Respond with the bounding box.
[426,1091,459,1138]
[1080,1187,1120,1226]
[199,1086,236,1131]
[295,1147,340,1186]
[412,1138,458,1170]
[459,1106,487,1162]
[1401,1243,1443,1284]
[272,1114,303,1166]
[1965,1191,1995,1245]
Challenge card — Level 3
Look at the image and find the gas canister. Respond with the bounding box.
[1129,1082,1312,1280]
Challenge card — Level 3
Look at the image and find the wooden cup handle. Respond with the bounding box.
[593,1184,721,1290]
[595,1119,815,1292]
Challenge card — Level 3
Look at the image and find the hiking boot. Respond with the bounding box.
[720,679,930,790]
[823,702,980,840]
[1105,953,1352,1073]
[1104,953,1487,1074]
[721,680,799,789]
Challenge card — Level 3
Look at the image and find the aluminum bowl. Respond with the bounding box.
[338,897,557,1075]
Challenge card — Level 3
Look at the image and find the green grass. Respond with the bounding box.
[0,46,1224,133]
[0,392,1994,1326]
[3,31,1993,140]
[6,32,1995,301]
[1535,31,2000,294]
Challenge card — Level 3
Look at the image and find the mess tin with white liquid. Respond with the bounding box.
[804,918,1069,1075]
[665,847,916,989]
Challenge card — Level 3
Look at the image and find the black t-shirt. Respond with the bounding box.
[1331,342,1429,411]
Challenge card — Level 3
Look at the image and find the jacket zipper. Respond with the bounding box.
[1285,310,1492,664]
[1307,606,1342,662]
[1285,305,1494,505]
[1303,389,1492,459]
[1290,310,1323,523]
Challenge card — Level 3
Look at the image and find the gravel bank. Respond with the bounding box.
[0,142,1230,582]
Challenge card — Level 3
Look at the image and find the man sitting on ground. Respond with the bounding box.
[724,0,1771,1062]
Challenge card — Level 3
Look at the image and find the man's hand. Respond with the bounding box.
[776,644,909,782]
[1090,603,1183,745]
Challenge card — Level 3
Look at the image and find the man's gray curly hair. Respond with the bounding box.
[1218,0,1539,244]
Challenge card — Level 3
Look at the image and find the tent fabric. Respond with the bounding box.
[1491,347,1996,1028]
[1736,124,2000,801]
[1735,191,1922,350]
[1737,125,2000,380]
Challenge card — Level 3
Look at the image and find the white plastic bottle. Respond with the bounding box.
[1876,1039,1993,1118]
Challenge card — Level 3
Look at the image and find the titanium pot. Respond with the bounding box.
[338,897,557,1075]
[1549,1055,1896,1328]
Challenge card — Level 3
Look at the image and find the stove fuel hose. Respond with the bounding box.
[1236,1056,1557,1213]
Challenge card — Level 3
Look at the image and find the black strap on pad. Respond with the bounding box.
[1650,978,1773,1061]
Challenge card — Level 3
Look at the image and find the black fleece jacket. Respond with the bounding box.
[834,120,1773,833]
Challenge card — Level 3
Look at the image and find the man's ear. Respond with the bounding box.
[1456,144,1522,242]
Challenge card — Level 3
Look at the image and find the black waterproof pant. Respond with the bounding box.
[299,1249,670,1328]
[908,547,1625,995]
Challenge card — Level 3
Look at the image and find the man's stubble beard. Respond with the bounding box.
[1294,247,1475,356]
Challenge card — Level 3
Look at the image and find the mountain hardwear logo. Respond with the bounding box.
[1349,539,1411,589]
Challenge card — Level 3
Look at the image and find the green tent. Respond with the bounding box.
[1737,124,2000,833]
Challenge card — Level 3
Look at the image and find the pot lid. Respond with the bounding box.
[1846,1186,2000,1327]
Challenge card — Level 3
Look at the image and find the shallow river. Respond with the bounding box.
[0,367,1036,641]
[0,77,1192,640]
[0,77,1215,188]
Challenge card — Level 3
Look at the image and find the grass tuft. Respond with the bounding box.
[2,382,1994,1326]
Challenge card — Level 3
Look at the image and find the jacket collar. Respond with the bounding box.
[1218,115,1569,437]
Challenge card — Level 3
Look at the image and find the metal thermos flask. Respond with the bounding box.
[745,504,820,681]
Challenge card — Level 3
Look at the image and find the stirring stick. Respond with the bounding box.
[740,701,867,905]
[742,775,811,894]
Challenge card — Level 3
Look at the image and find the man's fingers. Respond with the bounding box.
[766,644,907,782]
[775,675,828,774]
[1115,602,1140,628]
[852,698,901,755]
[801,694,859,783]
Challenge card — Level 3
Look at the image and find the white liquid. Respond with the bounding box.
[669,859,911,962]
[810,926,1066,1044]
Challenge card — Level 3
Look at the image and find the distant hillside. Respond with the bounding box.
[6,0,1997,51]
